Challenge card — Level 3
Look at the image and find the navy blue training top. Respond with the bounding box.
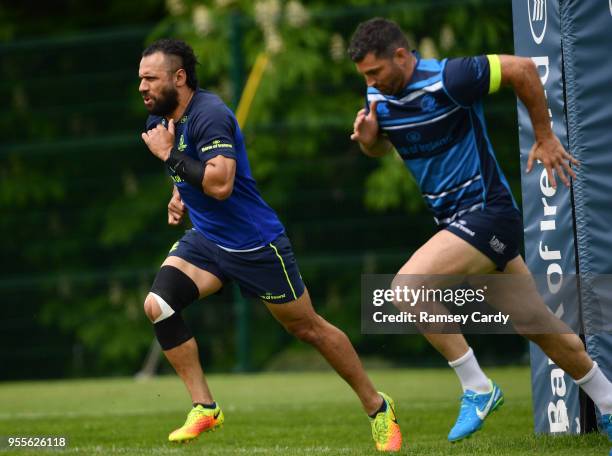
[146,89,285,250]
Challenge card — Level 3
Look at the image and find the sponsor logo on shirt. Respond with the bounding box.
[201,139,233,153]
[406,131,421,143]
[400,133,453,155]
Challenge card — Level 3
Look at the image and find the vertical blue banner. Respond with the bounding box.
[560,0,612,430]
[512,0,581,434]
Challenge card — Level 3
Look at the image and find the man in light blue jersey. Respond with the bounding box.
[138,38,402,451]
[348,18,612,443]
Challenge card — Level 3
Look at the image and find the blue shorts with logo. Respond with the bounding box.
[443,205,523,271]
[167,229,305,304]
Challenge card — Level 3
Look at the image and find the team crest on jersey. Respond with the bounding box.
[376,102,390,117]
[421,95,437,112]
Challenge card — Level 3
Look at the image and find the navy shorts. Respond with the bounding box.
[443,205,523,271]
[167,229,305,304]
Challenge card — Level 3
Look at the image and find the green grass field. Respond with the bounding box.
[0,367,609,455]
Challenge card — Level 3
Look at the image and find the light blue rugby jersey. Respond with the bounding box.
[367,53,518,226]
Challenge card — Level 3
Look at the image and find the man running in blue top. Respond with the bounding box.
[138,38,402,451]
[348,18,612,443]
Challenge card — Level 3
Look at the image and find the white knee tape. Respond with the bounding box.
[151,292,176,323]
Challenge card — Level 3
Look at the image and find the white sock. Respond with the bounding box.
[575,362,612,415]
[448,347,490,393]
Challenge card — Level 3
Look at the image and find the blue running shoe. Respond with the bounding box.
[448,379,504,442]
[602,414,612,441]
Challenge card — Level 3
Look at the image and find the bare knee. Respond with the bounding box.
[144,293,161,322]
[389,275,424,312]
[286,316,325,345]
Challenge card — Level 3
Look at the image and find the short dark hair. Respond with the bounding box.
[142,38,199,90]
[348,18,411,62]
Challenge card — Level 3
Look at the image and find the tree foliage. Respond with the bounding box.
[1,0,523,379]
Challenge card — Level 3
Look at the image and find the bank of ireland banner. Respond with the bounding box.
[560,0,612,429]
[512,0,581,434]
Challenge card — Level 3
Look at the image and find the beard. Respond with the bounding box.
[146,85,179,116]
[375,63,406,96]
[388,68,406,96]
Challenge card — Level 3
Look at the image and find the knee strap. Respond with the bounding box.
[150,293,175,323]
[154,312,193,350]
[149,266,200,350]
[150,265,199,317]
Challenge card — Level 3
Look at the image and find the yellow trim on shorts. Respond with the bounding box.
[487,54,502,94]
[269,242,297,300]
